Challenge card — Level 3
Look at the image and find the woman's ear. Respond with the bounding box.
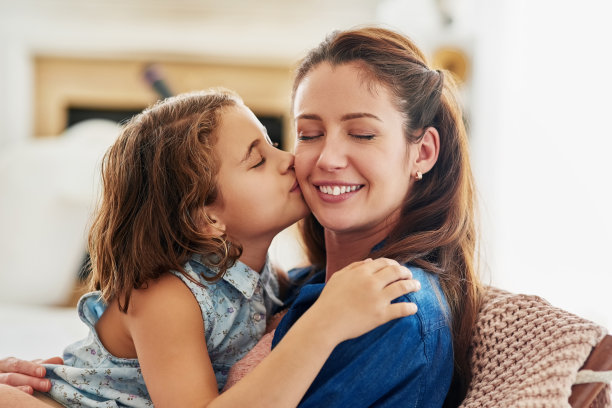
[415,126,440,174]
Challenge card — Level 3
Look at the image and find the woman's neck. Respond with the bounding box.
[324,224,393,280]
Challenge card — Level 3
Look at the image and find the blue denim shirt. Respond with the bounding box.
[272,265,453,408]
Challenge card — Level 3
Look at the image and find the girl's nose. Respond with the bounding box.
[278,149,296,174]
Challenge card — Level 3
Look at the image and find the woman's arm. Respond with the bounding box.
[0,357,63,395]
[0,384,57,407]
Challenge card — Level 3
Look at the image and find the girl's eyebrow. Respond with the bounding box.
[240,139,260,163]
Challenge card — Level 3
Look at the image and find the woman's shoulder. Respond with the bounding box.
[400,265,451,336]
[287,265,322,283]
[281,265,324,307]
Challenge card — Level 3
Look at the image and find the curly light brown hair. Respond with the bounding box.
[87,89,242,312]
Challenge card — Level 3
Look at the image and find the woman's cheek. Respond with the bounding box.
[293,150,310,180]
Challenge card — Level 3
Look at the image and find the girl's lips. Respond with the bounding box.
[290,181,301,193]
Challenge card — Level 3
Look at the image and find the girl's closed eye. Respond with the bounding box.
[251,155,266,169]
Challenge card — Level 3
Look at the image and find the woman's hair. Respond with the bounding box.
[294,27,483,405]
[88,89,243,312]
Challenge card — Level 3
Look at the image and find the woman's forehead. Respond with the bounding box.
[293,64,396,118]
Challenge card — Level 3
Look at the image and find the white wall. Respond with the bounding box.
[380,0,612,330]
[0,0,610,330]
[0,0,381,147]
[472,1,612,328]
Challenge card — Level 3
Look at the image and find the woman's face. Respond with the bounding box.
[293,62,418,236]
[208,103,309,243]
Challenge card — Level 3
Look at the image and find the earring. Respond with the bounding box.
[415,170,423,181]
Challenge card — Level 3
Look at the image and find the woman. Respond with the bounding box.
[1,27,482,407]
[227,26,482,407]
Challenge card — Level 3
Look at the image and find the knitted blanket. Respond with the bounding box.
[460,287,609,408]
[223,286,610,406]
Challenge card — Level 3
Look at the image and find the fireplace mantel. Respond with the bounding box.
[34,55,294,149]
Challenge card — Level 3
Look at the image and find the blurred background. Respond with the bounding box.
[1,0,611,358]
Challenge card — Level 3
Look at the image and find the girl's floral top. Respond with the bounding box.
[44,255,282,407]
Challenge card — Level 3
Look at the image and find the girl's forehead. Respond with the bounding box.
[214,104,272,157]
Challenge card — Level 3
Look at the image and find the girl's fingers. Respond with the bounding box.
[386,302,418,320]
[373,264,413,287]
[383,278,421,300]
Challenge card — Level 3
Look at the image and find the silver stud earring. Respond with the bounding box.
[415,170,423,181]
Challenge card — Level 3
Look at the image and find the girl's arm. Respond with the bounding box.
[0,258,418,407]
[129,257,419,408]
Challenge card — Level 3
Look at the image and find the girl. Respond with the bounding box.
[0,88,420,407]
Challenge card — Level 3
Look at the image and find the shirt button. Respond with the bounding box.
[253,313,263,322]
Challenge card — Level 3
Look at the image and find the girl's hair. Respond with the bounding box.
[88,89,243,312]
[294,27,483,405]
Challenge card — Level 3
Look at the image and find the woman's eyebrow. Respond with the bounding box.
[240,139,260,163]
[340,112,382,122]
[295,113,382,122]
[295,113,322,121]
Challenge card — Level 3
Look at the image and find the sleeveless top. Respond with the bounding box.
[44,255,282,407]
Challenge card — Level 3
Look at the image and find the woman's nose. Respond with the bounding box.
[316,135,347,172]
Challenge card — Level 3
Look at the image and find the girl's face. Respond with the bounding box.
[293,62,418,237]
[208,104,309,244]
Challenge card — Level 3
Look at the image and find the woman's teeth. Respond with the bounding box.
[318,185,361,196]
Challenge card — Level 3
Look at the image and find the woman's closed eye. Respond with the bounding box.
[349,133,375,140]
[297,131,323,141]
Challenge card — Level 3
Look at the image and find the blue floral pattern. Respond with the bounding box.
[44,255,281,407]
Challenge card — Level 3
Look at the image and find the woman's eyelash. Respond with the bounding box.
[349,134,375,140]
[251,157,266,169]
[297,133,374,141]
[297,134,322,141]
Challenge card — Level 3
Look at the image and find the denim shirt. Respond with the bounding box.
[272,265,453,408]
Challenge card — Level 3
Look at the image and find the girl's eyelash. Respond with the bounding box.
[252,157,266,169]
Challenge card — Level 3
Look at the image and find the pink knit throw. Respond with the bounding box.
[223,287,610,407]
[460,287,609,408]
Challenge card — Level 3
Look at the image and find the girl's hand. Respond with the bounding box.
[309,258,420,342]
[0,356,63,394]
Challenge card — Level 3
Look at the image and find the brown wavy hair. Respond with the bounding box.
[294,27,483,405]
[87,89,243,312]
